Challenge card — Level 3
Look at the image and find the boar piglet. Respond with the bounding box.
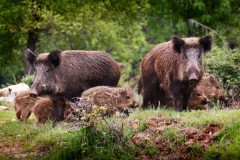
[81,86,138,116]
[139,35,212,111]
[199,74,228,103]
[26,49,121,126]
[14,90,39,123]
[188,86,209,110]
[32,97,73,125]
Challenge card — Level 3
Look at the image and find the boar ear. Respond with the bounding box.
[199,35,212,52]
[119,88,127,95]
[48,49,62,67]
[25,48,36,66]
[209,75,215,83]
[172,35,185,53]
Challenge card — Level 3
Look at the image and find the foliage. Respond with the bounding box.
[0,1,239,86]
[2,105,240,159]
[204,47,240,91]
[20,75,35,86]
[205,120,240,160]
[0,0,150,83]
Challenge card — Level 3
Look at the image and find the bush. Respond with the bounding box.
[20,75,35,86]
[204,47,240,95]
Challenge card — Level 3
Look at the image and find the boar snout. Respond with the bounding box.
[220,95,228,102]
[189,73,199,87]
[130,101,139,108]
[30,89,38,98]
[201,98,210,105]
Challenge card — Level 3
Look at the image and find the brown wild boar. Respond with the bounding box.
[32,97,53,124]
[139,35,212,111]
[198,74,228,103]
[32,98,72,125]
[81,86,138,116]
[25,49,121,126]
[188,86,209,110]
[14,90,39,123]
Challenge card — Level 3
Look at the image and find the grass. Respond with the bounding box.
[1,103,240,159]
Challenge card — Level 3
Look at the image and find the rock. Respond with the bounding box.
[0,106,10,111]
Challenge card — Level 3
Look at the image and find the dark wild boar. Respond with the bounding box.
[26,49,121,126]
[81,86,138,116]
[139,35,212,111]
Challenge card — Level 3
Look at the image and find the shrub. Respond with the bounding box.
[204,47,240,96]
[20,75,35,86]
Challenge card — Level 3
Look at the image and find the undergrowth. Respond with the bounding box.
[1,104,240,159]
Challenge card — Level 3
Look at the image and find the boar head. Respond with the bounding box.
[25,49,61,97]
[172,35,212,87]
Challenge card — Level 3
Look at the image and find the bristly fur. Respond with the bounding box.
[48,49,62,67]
[35,53,49,64]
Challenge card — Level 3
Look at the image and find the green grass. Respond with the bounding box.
[1,104,240,159]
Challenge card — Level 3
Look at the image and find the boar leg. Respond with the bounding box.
[142,78,159,109]
[16,110,22,120]
[21,108,32,123]
[182,92,192,110]
[170,83,183,111]
[174,97,183,111]
[52,97,66,127]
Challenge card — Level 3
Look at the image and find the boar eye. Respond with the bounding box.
[126,96,131,99]
[45,69,50,73]
[215,86,220,89]
[198,53,201,59]
[196,93,201,97]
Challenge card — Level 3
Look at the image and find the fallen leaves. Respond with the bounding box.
[127,115,222,160]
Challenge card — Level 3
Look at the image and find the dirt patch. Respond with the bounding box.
[129,115,222,160]
[0,141,50,159]
[0,141,23,155]
[183,124,221,147]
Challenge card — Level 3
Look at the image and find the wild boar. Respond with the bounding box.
[14,90,39,123]
[198,74,228,102]
[32,97,53,124]
[25,49,121,126]
[32,98,73,125]
[139,35,212,111]
[81,86,138,116]
[188,86,209,110]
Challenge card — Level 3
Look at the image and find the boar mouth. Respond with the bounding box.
[129,104,139,108]
[30,88,38,97]
[201,99,209,105]
[219,96,228,102]
[188,74,199,87]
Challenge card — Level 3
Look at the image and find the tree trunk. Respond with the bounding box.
[24,30,38,76]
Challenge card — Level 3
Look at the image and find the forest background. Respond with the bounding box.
[0,0,239,92]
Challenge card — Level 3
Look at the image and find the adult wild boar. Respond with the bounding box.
[139,35,212,111]
[26,49,121,125]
